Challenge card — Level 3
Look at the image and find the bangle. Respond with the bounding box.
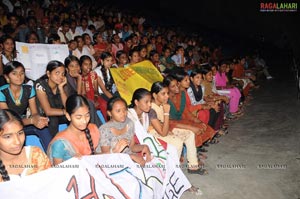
[30,117,33,124]
[163,113,169,116]
[110,148,114,153]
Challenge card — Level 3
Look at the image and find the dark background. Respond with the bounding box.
[99,0,299,65]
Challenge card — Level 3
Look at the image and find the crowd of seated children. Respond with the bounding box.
[150,82,207,174]
[163,73,216,158]
[64,55,102,127]
[187,69,227,137]
[0,1,265,196]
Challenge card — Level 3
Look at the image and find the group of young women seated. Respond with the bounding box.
[0,53,256,198]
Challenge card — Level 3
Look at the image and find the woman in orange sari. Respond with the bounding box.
[164,74,217,149]
[174,70,219,144]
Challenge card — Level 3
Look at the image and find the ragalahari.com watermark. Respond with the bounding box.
[216,164,246,169]
[260,2,297,12]
[257,164,287,169]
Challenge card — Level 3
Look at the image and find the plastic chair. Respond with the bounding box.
[58,123,68,132]
[96,110,106,124]
[182,144,187,157]
[25,135,45,152]
[180,144,187,164]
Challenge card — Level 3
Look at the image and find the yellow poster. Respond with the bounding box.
[110,60,163,105]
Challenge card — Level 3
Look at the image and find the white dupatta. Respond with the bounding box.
[127,108,191,198]
[127,108,149,132]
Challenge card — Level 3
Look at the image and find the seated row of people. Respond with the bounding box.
[0,94,152,182]
[0,93,199,194]
[0,52,255,178]
[0,61,257,194]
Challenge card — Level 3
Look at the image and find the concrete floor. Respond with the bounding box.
[180,69,300,199]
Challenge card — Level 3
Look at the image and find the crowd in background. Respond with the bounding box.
[0,0,273,195]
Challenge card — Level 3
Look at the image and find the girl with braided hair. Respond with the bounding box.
[0,109,50,182]
[47,94,102,166]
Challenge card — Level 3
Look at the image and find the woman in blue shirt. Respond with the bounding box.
[0,61,51,150]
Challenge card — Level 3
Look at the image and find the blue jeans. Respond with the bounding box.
[24,126,53,151]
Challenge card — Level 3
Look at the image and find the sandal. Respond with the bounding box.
[217,129,226,135]
[226,117,236,121]
[222,122,229,128]
[222,128,229,134]
[221,125,228,130]
[197,152,207,160]
[180,156,185,163]
[233,110,243,115]
[209,138,219,144]
[198,159,205,166]
[220,128,229,135]
[203,142,210,147]
[188,185,203,196]
[197,147,208,153]
[226,114,237,120]
[188,168,208,175]
[232,112,244,118]
[215,133,222,138]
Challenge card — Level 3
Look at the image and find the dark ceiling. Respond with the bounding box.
[108,0,299,57]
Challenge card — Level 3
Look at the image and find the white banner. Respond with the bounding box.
[0,153,190,199]
[15,42,69,80]
[127,109,192,198]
